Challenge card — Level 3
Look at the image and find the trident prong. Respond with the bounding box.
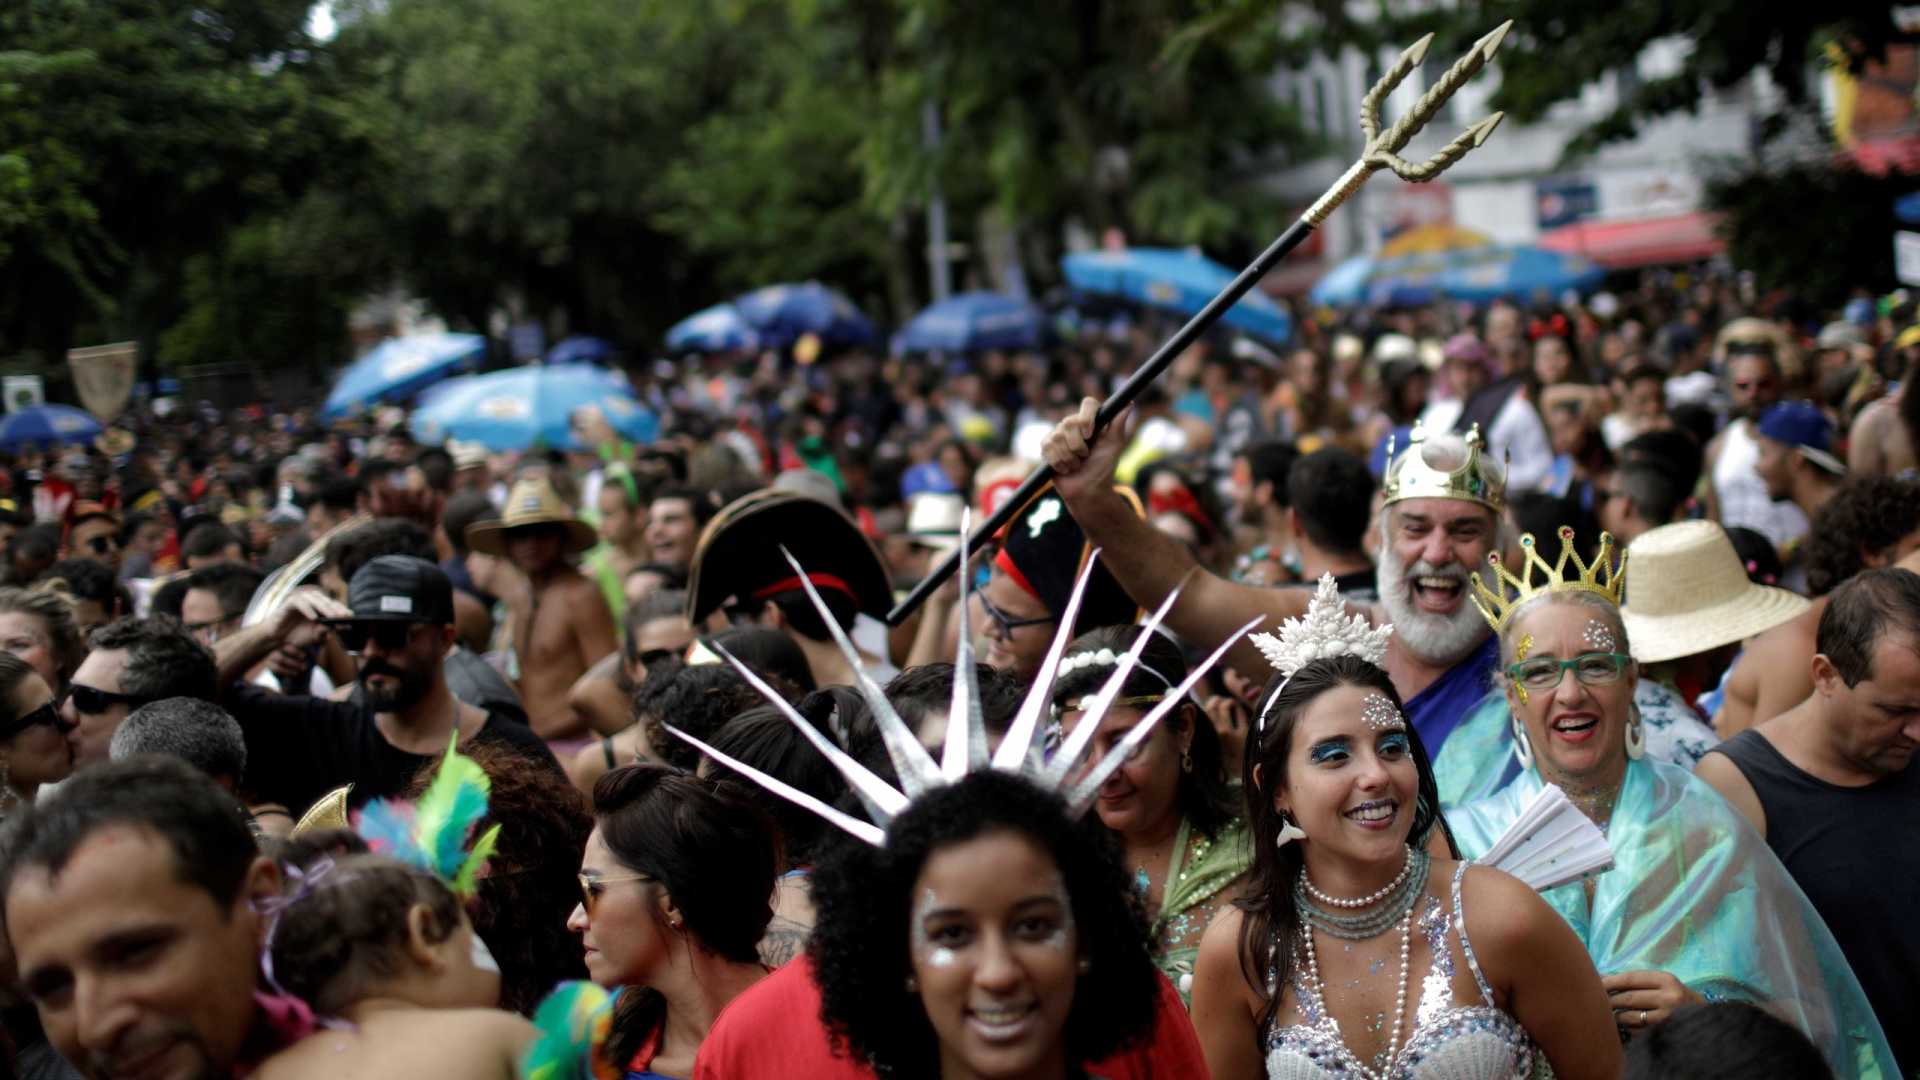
[1304,20,1513,225]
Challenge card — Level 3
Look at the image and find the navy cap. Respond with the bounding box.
[341,555,454,624]
[1757,402,1845,476]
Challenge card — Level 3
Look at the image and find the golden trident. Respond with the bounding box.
[1305,22,1513,225]
[889,22,1516,626]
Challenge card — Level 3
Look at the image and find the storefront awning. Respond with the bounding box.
[1536,212,1725,269]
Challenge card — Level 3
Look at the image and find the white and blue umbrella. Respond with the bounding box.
[545,335,619,366]
[665,303,761,354]
[1311,245,1605,307]
[321,332,486,420]
[0,404,102,450]
[409,364,657,451]
[733,282,877,348]
[896,291,1046,353]
[1061,247,1293,343]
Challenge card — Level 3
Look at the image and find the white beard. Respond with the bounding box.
[1376,543,1491,667]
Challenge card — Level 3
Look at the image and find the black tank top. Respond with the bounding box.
[1715,729,1920,1077]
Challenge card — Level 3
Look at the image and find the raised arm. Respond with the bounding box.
[1044,397,1307,676]
[213,587,351,694]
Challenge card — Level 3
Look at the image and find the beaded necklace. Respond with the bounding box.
[1292,846,1433,1080]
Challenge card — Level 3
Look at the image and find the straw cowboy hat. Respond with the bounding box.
[464,476,598,556]
[1620,520,1810,665]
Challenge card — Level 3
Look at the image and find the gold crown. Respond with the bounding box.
[1470,527,1627,633]
[1381,421,1506,511]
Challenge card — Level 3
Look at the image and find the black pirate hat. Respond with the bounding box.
[993,484,1143,637]
[687,488,893,623]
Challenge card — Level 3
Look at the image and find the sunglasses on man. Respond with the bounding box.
[329,620,430,654]
[63,684,149,717]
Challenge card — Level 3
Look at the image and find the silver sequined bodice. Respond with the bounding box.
[1264,863,1537,1079]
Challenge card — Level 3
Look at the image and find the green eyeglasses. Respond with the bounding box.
[1505,652,1631,691]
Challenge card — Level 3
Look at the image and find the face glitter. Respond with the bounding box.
[1581,620,1617,653]
[1515,634,1533,662]
[910,887,960,969]
[1360,692,1405,732]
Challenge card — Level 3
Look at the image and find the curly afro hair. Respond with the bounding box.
[807,771,1159,1078]
[1806,476,1920,597]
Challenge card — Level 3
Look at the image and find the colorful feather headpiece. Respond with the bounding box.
[521,981,620,1080]
[354,734,501,897]
[669,509,1262,846]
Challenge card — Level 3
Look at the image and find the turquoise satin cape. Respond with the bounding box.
[1448,758,1899,1079]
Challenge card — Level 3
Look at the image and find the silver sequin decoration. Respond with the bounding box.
[1361,693,1405,732]
[1582,620,1617,652]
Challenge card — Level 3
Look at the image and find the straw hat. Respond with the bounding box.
[464,477,597,556]
[1620,520,1810,664]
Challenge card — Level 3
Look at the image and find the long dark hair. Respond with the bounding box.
[809,771,1158,1078]
[1050,624,1237,840]
[592,764,776,1068]
[1233,655,1457,1039]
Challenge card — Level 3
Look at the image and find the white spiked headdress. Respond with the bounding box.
[669,510,1261,846]
[1249,573,1394,729]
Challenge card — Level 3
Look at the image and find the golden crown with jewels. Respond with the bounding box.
[1382,421,1506,512]
[1470,526,1628,633]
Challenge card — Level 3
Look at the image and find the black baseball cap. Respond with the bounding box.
[336,555,454,625]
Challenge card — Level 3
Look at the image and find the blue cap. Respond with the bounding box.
[1757,402,1845,475]
[900,461,958,499]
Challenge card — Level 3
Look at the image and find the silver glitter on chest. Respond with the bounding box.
[1360,693,1405,732]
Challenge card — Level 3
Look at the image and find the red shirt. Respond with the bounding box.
[693,954,1204,1079]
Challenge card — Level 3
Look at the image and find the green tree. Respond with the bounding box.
[0,0,347,367]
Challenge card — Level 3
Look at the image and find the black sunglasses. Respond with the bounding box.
[632,648,679,667]
[332,621,426,653]
[65,684,147,716]
[0,701,68,740]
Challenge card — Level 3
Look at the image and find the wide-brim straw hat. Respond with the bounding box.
[465,477,598,556]
[1620,520,1810,664]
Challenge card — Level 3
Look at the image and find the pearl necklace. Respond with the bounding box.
[1303,846,1414,908]
[1294,848,1429,940]
[1301,903,1414,1080]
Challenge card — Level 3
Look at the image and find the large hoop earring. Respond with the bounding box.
[1624,702,1646,760]
[1510,712,1534,771]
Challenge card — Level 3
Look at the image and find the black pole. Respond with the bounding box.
[887,217,1319,626]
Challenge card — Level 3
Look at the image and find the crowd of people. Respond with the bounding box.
[0,267,1915,1080]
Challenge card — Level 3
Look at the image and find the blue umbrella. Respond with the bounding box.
[545,335,619,366]
[1061,247,1293,343]
[1311,245,1604,307]
[321,333,486,420]
[665,303,761,353]
[896,291,1046,353]
[409,365,657,451]
[0,404,103,450]
[733,282,877,348]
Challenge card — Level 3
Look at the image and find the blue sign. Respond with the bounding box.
[1536,177,1599,231]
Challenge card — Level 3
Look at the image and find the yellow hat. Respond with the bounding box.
[464,477,598,556]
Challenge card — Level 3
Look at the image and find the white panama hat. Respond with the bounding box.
[1620,520,1809,664]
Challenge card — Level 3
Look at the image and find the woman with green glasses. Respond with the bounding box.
[1447,529,1898,1077]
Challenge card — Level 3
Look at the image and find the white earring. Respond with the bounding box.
[1624,703,1646,760]
[1510,713,1534,770]
[1275,814,1307,849]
